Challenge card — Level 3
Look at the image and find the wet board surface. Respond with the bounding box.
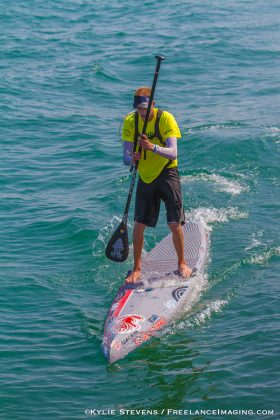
[102,220,208,363]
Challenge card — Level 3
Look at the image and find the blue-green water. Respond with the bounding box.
[1,0,279,419]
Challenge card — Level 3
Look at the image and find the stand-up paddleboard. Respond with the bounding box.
[102,220,208,363]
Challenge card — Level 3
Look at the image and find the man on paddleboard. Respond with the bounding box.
[122,87,192,283]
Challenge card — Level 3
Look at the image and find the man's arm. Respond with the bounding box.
[123,136,178,166]
[153,137,177,160]
[123,141,134,166]
[138,135,177,160]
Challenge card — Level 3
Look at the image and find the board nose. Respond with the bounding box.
[102,339,123,364]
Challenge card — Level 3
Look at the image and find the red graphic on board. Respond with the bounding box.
[110,290,133,318]
[133,317,167,346]
[113,315,145,334]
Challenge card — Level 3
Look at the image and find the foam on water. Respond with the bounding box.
[188,122,247,133]
[181,172,248,195]
[248,246,280,266]
[187,206,248,232]
[269,126,280,133]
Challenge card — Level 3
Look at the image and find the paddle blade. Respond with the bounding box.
[105,221,129,262]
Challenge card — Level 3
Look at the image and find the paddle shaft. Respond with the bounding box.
[136,55,165,165]
[122,166,137,224]
[123,55,165,223]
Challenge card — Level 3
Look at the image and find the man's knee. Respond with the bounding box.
[168,223,181,234]
[134,221,146,234]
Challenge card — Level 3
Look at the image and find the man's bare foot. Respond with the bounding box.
[125,269,141,283]
[178,262,193,278]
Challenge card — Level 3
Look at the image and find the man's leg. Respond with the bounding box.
[126,222,145,283]
[168,223,192,277]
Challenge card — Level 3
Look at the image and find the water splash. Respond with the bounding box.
[182,299,228,328]
[93,215,123,257]
[245,231,264,251]
[91,63,103,73]
[151,273,210,339]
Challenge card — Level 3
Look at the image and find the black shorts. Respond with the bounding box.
[134,167,185,227]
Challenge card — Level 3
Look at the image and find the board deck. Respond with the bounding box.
[102,220,208,363]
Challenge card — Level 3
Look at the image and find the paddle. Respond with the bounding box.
[105,55,165,262]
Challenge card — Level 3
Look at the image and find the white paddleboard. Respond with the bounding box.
[102,220,208,363]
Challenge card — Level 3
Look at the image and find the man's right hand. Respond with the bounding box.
[132,152,141,163]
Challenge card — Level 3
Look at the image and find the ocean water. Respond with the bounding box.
[1,0,279,419]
